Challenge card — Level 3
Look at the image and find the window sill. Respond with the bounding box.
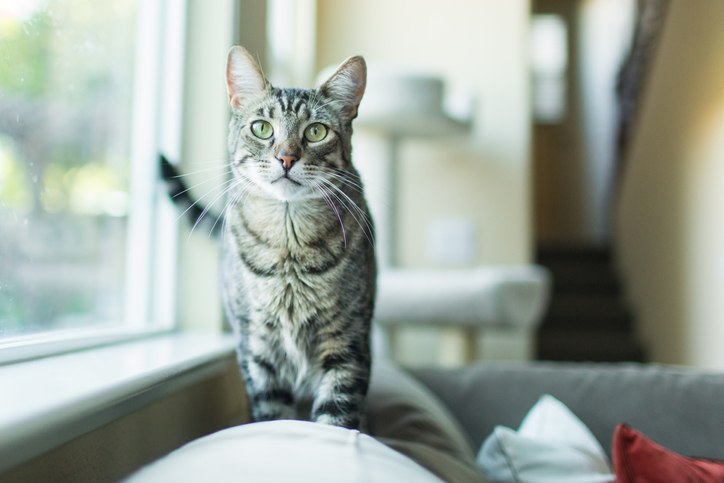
[0,331,236,473]
[0,326,174,365]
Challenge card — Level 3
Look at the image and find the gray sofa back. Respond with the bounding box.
[411,362,724,459]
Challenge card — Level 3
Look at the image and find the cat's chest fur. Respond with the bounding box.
[223,196,350,394]
[225,195,347,328]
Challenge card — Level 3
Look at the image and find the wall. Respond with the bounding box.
[616,1,724,369]
[316,0,532,267]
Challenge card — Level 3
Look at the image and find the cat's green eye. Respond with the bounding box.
[304,123,327,142]
[251,121,273,139]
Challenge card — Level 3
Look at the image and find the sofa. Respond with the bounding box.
[125,357,724,482]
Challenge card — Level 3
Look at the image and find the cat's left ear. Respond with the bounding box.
[227,46,267,109]
[319,56,366,120]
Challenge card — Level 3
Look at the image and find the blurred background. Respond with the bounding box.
[2,0,724,370]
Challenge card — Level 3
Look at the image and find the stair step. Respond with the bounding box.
[542,291,633,332]
[541,313,633,332]
[542,260,621,295]
[537,331,646,362]
[537,244,611,264]
[546,293,631,318]
[534,243,644,363]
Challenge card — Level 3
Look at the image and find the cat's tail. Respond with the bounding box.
[159,154,223,238]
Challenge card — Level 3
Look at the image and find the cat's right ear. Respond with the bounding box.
[226,46,267,109]
[319,56,367,120]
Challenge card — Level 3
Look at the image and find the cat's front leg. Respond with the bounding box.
[311,342,371,429]
[240,347,296,422]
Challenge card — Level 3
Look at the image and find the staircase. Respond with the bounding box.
[535,245,646,362]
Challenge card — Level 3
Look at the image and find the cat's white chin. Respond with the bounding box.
[263,178,316,202]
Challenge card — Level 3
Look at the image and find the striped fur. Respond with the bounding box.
[221,47,375,429]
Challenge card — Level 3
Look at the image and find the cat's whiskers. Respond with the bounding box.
[173,169,233,199]
[215,178,254,239]
[325,165,396,197]
[316,175,373,228]
[310,167,365,195]
[325,167,393,201]
[311,181,347,247]
[185,157,234,166]
[170,163,233,178]
[312,166,394,211]
[171,158,262,183]
[315,177,375,249]
[189,178,243,242]
[231,171,263,209]
[175,177,236,225]
[213,182,244,236]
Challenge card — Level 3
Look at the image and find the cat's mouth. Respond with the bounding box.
[271,174,302,186]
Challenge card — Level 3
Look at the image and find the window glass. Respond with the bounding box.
[531,14,568,123]
[0,0,138,338]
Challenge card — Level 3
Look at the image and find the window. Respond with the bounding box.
[0,0,183,359]
[530,14,568,123]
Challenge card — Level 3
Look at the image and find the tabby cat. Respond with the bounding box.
[217,46,376,429]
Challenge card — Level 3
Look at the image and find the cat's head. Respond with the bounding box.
[225,46,366,202]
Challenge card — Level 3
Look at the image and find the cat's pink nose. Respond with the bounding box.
[277,154,298,170]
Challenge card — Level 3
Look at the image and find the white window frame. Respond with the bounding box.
[0,0,186,365]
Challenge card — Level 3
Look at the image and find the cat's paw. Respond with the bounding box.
[253,402,296,422]
[314,413,360,430]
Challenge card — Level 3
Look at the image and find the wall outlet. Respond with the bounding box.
[427,217,477,265]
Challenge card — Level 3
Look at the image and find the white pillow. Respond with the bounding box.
[477,395,615,483]
[125,420,445,483]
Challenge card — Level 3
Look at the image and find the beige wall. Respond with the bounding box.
[616,1,724,369]
[316,0,533,266]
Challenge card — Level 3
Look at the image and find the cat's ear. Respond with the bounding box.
[319,56,366,120]
[226,46,267,109]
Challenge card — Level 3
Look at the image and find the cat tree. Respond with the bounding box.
[351,69,550,364]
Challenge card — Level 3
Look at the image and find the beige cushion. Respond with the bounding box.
[125,420,444,483]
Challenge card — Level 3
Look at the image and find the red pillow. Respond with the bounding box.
[612,423,724,483]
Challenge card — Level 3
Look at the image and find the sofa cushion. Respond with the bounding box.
[477,395,614,483]
[124,420,445,483]
[612,423,724,482]
[411,363,724,460]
